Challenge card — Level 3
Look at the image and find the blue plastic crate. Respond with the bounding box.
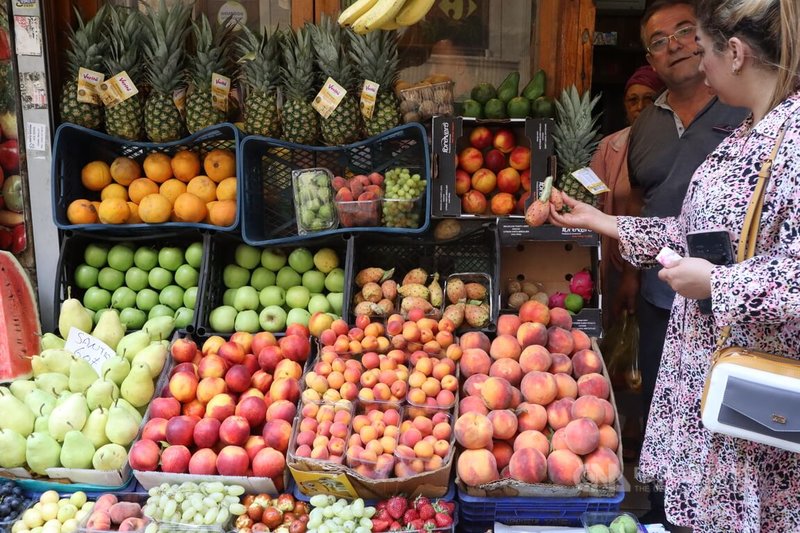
[51,122,241,233]
[457,486,624,532]
[239,123,431,246]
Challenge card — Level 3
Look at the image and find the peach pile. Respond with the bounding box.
[346,405,402,479]
[395,411,454,477]
[292,400,353,463]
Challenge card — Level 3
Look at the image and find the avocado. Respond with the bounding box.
[470,82,497,104]
[532,96,556,118]
[522,69,546,101]
[484,98,507,119]
[497,71,520,103]
[462,99,483,118]
[507,96,531,118]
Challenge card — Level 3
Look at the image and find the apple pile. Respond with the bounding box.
[352,266,443,319]
[454,301,622,488]
[128,329,311,487]
[456,126,531,216]
[235,492,310,532]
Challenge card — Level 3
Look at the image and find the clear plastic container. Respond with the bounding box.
[335,198,381,227]
[0,498,32,532]
[289,399,355,466]
[346,402,403,479]
[292,168,338,234]
[77,494,151,533]
[581,511,645,532]
[381,195,425,229]
[394,408,454,477]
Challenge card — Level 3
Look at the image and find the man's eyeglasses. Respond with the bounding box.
[647,25,696,54]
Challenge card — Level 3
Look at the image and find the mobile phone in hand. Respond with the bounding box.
[686,230,735,314]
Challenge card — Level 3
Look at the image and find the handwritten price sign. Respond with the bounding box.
[64,327,116,373]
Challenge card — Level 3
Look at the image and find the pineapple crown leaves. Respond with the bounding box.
[281,25,316,101]
[142,0,193,95]
[309,14,358,91]
[188,14,237,88]
[236,25,281,93]
[553,85,602,173]
[64,4,110,78]
[103,5,145,81]
[348,30,400,88]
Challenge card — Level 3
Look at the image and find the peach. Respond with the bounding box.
[458,147,484,173]
[577,373,610,399]
[600,398,615,425]
[571,328,592,352]
[480,376,515,410]
[516,402,547,432]
[554,373,578,399]
[460,348,492,378]
[129,440,160,471]
[484,148,506,174]
[244,435,267,460]
[520,371,558,405]
[549,353,573,374]
[169,372,198,402]
[457,449,500,486]
[572,350,604,378]
[454,412,494,449]
[549,307,573,330]
[491,439,514,470]
[235,395,268,428]
[598,424,619,451]
[491,192,516,215]
[509,448,547,484]
[215,446,248,477]
[269,377,300,403]
[496,168,521,194]
[462,189,488,214]
[266,399,296,423]
[516,321,549,348]
[197,377,227,403]
[142,418,168,442]
[251,331,278,355]
[497,314,521,336]
[493,128,516,153]
[489,334,522,360]
[519,344,552,373]
[547,449,584,486]
[564,418,600,455]
[490,358,523,386]
[461,331,492,352]
[520,169,531,191]
[150,397,181,420]
[460,395,489,415]
[546,326,574,355]
[275,359,303,381]
[252,447,285,478]
[262,419,292,452]
[509,386,522,409]
[165,415,199,446]
[584,447,621,484]
[463,373,489,396]
[509,146,531,171]
[513,429,550,457]
[518,300,550,325]
[219,415,251,446]
[188,448,218,475]
[161,445,191,473]
[551,428,568,451]
[193,417,221,448]
[455,169,471,195]
[488,409,518,440]
[546,397,575,429]
[471,168,497,195]
[469,126,494,149]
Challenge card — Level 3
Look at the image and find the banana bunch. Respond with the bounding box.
[339,0,436,34]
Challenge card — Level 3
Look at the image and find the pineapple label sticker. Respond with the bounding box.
[77,67,104,105]
[360,80,379,120]
[98,71,138,108]
[313,77,347,119]
[211,73,232,113]
[570,167,611,195]
[64,327,115,374]
[172,87,187,118]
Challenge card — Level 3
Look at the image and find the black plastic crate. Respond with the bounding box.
[51,122,241,233]
[194,232,354,337]
[240,123,431,245]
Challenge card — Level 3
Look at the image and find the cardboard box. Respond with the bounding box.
[431,117,554,218]
[497,218,600,247]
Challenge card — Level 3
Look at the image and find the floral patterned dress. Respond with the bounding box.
[617,90,800,532]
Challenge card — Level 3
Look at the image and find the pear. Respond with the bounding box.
[26,432,62,474]
[31,357,49,377]
[115,398,143,425]
[82,408,110,448]
[132,341,168,378]
[68,358,99,393]
[0,387,35,436]
[142,315,175,342]
[25,389,57,416]
[120,362,154,408]
[0,428,27,468]
[49,393,89,442]
[40,332,66,350]
[39,349,75,375]
[34,414,50,433]
[58,297,93,338]
[101,356,130,386]
[91,309,125,350]
[35,372,70,395]
[86,379,119,410]
[92,443,128,471]
[10,380,37,400]
[105,402,139,446]
[60,429,96,469]
[115,331,150,361]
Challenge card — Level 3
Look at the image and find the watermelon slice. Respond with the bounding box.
[0,250,39,382]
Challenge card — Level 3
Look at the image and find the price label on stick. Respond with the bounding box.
[64,327,115,374]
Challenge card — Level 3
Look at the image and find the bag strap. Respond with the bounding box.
[713,126,788,359]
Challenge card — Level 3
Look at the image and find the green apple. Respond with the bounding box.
[84,243,109,268]
[107,244,135,271]
[302,270,326,294]
[326,292,343,315]
[120,307,147,329]
[183,286,198,309]
[250,267,276,290]
[98,267,125,291]
[83,287,111,311]
[74,264,99,289]
[223,264,250,289]
[111,286,137,310]
[174,264,199,289]
[325,268,345,292]
[308,294,332,314]
[148,267,173,290]
[134,246,158,271]
[125,267,149,291]
[210,305,237,333]
[286,286,310,309]
[288,248,314,273]
[259,286,285,308]
[261,248,286,271]
[287,307,311,327]
[276,266,301,290]
[233,286,259,311]
[174,307,194,329]
[223,288,238,306]
[234,310,260,333]
[259,305,287,333]
[313,248,339,273]
[185,242,203,269]
[158,247,185,271]
[235,244,261,269]
[136,288,160,311]
[160,285,185,310]
[149,304,174,319]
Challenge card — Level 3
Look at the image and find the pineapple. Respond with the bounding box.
[142,0,192,143]
[553,86,602,206]
[280,26,319,145]
[309,15,362,146]
[349,30,401,137]
[185,15,236,134]
[238,25,281,137]
[102,6,144,140]
[59,5,109,129]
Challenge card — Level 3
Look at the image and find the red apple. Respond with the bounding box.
[471,168,497,195]
[469,126,493,150]
[219,416,251,446]
[462,189,487,215]
[252,447,285,478]
[171,338,198,363]
[218,341,246,365]
[509,146,531,170]
[216,445,250,476]
[251,332,278,356]
[193,417,221,448]
[279,335,311,363]
[484,149,507,174]
[161,445,191,473]
[165,415,199,447]
[142,418,169,442]
[129,440,160,471]
[497,167,521,194]
[458,147,484,173]
[236,395,268,428]
[455,169,471,195]
[225,364,252,394]
[150,397,181,420]
[188,448,218,475]
[493,128,517,153]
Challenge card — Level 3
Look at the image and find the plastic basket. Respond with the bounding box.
[51,122,241,233]
[239,123,431,245]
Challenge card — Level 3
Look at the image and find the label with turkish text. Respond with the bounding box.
[211,73,231,113]
[173,87,187,118]
[570,167,611,195]
[98,71,138,107]
[77,67,104,105]
[359,79,379,120]
[312,77,347,119]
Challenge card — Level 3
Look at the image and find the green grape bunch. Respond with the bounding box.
[142,481,246,532]
[382,167,426,228]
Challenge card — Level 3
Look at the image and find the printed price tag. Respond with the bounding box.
[173,87,187,118]
[312,77,347,119]
[64,327,115,374]
[77,67,104,105]
[359,79,379,120]
[570,167,611,195]
[98,71,139,108]
[211,73,231,113]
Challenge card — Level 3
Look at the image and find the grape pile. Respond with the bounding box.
[142,482,246,531]
[0,481,26,525]
[307,495,376,533]
[382,167,426,228]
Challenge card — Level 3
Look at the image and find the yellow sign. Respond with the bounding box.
[289,466,358,499]
[211,72,232,113]
[360,80,380,120]
[313,77,347,120]
[98,71,138,108]
[77,67,104,105]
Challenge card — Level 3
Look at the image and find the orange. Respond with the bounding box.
[91,201,102,213]
[138,193,173,223]
[97,197,130,224]
[110,157,141,186]
[126,202,142,223]
[81,160,113,191]
[173,192,208,223]
[142,152,173,183]
[204,201,218,223]
[128,178,159,204]
[203,149,236,183]
[101,183,129,201]
[159,179,187,204]
[215,177,237,201]
[208,199,236,227]
[66,199,98,224]
[186,175,217,204]
[171,150,201,183]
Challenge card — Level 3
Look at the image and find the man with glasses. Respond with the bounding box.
[615,0,746,528]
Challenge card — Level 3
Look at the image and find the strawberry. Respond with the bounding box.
[389,521,402,531]
[403,509,420,523]
[371,519,390,532]
[435,500,456,515]
[386,496,408,520]
[434,512,454,528]
[418,503,435,520]
[375,508,392,522]
[376,501,388,510]
[409,518,425,530]
[413,495,431,511]
[424,519,438,530]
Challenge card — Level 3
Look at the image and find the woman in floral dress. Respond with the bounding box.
[550,0,800,530]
